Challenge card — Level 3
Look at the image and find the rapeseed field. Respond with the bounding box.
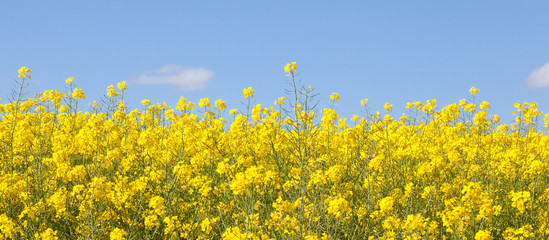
[0,64,548,239]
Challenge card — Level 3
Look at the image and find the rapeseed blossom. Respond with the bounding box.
[0,65,549,239]
[243,87,255,98]
[379,196,394,214]
[509,191,531,214]
[329,92,340,101]
[470,86,479,95]
[18,66,31,78]
[361,98,368,107]
[65,76,74,84]
[109,228,127,240]
[284,61,297,75]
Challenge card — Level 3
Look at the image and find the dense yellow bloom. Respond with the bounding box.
[503,225,535,239]
[0,214,16,239]
[47,187,68,219]
[2,66,549,239]
[475,230,493,240]
[109,228,127,240]
[223,226,256,240]
[509,191,531,214]
[379,196,394,214]
[149,196,166,216]
[144,214,160,229]
[37,228,58,240]
[326,195,350,219]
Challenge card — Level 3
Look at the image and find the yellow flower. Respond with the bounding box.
[106,85,119,97]
[491,114,500,124]
[215,99,227,111]
[201,217,213,234]
[274,96,285,105]
[66,76,74,85]
[163,216,179,236]
[479,101,490,110]
[59,105,68,113]
[0,214,16,239]
[110,228,127,240]
[198,97,211,108]
[243,87,255,98]
[326,195,350,219]
[509,191,531,214]
[38,228,58,240]
[474,230,492,240]
[18,66,31,78]
[469,86,479,95]
[8,64,549,240]
[284,62,297,75]
[329,92,340,101]
[384,102,393,112]
[117,81,128,91]
[71,88,86,99]
[361,98,369,107]
[90,100,98,108]
[223,226,250,240]
[379,196,394,214]
[144,214,160,229]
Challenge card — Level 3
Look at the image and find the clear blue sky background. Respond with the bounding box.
[1,1,549,125]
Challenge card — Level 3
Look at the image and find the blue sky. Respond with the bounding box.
[1,1,549,124]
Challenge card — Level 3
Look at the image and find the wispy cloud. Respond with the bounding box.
[526,63,549,88]
[133,65,213,90]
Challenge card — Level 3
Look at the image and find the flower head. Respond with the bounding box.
[274,96,285,105]
[330,92,340,101]
[215,99,227,111]
[18,66,32,79]
[479,101,491,110]
[469,86,479,95]
[106,85,119,97]
[384,103,393,112]
[243,87,255,98]
[117,81,128,91]
[361,98,369,107]
[198,97,211,108]
[110,228,127,240]
[66,76,74,85]
[284,62,297,76]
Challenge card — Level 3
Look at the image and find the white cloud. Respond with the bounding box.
[133,65,213,90]
[526,63,549,88]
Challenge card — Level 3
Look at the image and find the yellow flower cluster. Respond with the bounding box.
[1,65,549,239]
